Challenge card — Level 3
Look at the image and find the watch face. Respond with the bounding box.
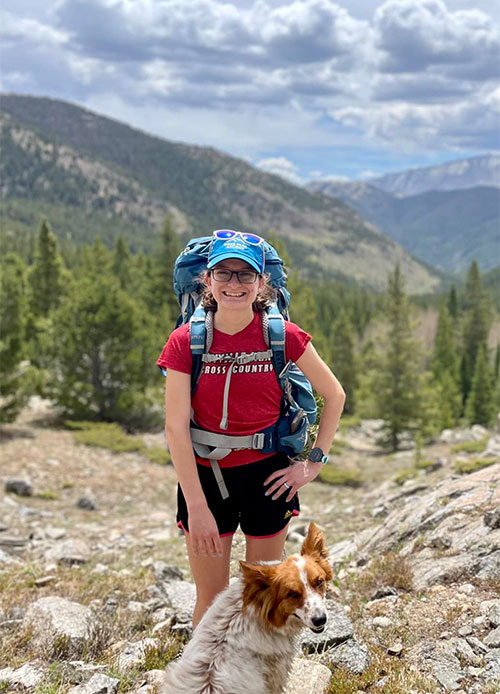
[309,447,324,462]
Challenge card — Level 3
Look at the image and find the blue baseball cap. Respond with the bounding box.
[207,230,265,274]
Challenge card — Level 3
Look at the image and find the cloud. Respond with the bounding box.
[0,0,498,169]
[374,0,499,79]
[332,84,499,151]
[254,156,303,183]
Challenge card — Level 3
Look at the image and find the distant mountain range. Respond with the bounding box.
[366,155,499,197]
[307,156,500,274]
[0,93,444,294]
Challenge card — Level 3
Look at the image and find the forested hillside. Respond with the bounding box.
[0,93,444,294]
[307,180,499,273]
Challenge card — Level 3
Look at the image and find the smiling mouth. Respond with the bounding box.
[222,291,245,297]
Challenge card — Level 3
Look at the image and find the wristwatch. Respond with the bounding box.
[308,447,329,465]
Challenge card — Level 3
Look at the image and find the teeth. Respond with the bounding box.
[224,292,244,296]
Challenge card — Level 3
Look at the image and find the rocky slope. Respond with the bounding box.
[0,402,499,693]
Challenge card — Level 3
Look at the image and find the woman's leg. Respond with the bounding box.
[184,532,234,628]
[245,526,288,563]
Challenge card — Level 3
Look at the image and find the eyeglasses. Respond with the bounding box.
[213,230,264,246]
[211,268,259,284]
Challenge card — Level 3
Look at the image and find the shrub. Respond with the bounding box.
[455,457,497,474]
[451,436,490,454]
[318,465,362,487]
[66,421,146,454]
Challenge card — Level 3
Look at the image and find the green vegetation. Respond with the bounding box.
[455,457,498,474]
[451,436,490,454]
[318,465,362,487]
[66,421,146,453]
[393,468,418,485]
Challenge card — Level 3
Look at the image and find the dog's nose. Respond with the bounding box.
[312,612,327,629]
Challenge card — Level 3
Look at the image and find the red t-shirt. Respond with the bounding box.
[157,311,311,467]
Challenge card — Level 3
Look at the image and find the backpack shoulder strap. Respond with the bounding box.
[264,306,287,378]
[189,305,210,394]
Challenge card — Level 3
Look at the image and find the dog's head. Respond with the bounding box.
[240,523,333,632]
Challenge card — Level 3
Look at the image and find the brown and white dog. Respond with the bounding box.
[161,523,333,694]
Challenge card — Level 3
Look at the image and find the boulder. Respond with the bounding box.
[23,597,96,656]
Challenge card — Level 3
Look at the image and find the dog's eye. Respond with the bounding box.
[315,578,324,588]
[287,590,300,599]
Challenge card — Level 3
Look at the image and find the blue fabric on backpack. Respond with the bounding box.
[166,234,317,458]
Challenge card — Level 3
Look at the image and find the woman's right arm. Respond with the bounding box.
[164,369,223,558]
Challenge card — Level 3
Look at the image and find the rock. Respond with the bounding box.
[477,550,500,580]
[373,616,392,628]
[369,586,398,601]
[45,539,91,565]
[68,673,120,694]
[5,478,33,496]
[484,626,500,648]
[161,580,196,616]
[23,597,96,656]
[153,562,183,582]
[34,575,57,587]
[0,662,45,688]
[323,639,371,675]
[387,642,403,656]
[484,508,500,529]
[284,657,331,694]
[301,599,353,653]
[116,638,157,671]
[433,666,463,691]
[76,497,97,511]
[488,602,500,628]
[411,553,478,591]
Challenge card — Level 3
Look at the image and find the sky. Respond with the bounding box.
[1,0,499,184]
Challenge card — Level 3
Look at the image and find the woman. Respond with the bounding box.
[157,231,345,627]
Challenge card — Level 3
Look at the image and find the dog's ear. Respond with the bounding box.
[240,561,274,589]
[301,523,328,561]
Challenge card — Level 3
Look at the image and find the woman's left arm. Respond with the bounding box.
[264,342,346,501]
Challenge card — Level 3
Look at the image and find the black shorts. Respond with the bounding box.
[176,452,300,538]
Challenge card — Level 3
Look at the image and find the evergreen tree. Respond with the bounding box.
[460,262,491,408]
[46,271,160,427]
[330,309,357,414]
[28,219,67,317]
[370,264,424,450]
[447,285,458,319]
[147,216,182,318]
[465,344,496,426]
[0,254,35,421]
[112,237,132,290]
[431,304,461,428]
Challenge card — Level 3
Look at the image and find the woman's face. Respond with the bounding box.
[206,258,264,312]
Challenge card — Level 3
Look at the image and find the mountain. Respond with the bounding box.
[306,180,499,274]
[0,93,445,294]
[367,155,500,197]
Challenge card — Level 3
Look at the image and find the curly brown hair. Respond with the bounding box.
[199,271,277,312]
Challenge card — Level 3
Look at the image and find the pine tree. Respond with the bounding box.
[330,309,357,414]
[112,237,132,290]
[46,271,159,427]
[465,344,496,426]
[147,216,182,318]
[0,254,35,421]
[28,219,68,317]
[447,285,458,319]
[371,264,424,450]
[460,262,491,408]
[431,304,461,428]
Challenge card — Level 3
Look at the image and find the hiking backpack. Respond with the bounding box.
[162,234,317,496]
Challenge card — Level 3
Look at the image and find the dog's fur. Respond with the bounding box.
[160,523,333,694]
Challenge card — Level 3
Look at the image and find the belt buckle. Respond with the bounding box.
[252,433,265,449]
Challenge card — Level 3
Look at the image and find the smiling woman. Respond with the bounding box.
[156,230,346,629]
